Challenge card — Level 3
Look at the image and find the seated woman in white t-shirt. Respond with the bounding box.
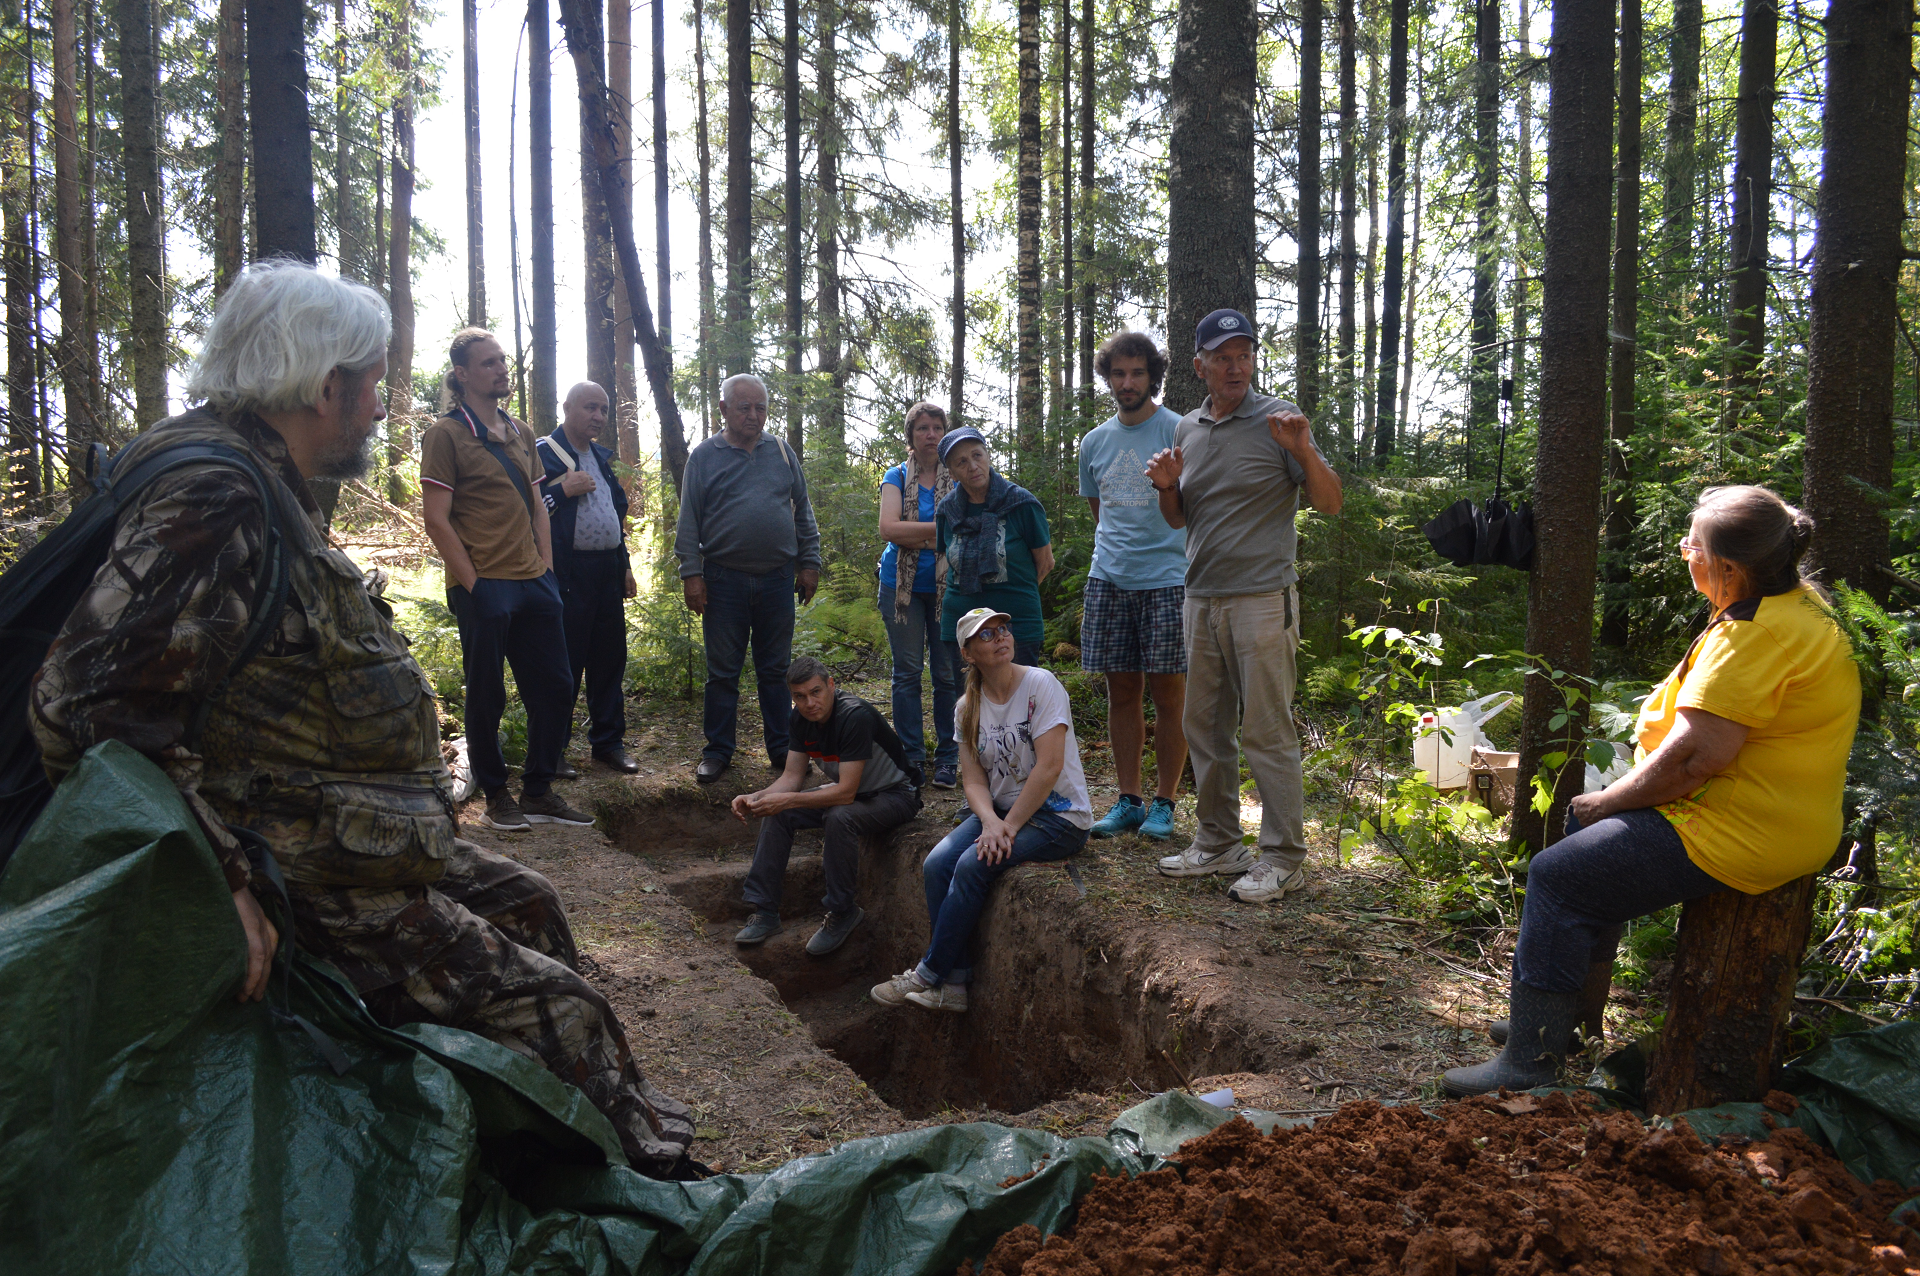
[871,607,1093,1013]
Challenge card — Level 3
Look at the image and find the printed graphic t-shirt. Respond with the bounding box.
[1078,406,1189,591]
[789,690,909,795]
[1633,584,1860,893]
[958,665,1093,829]
[878,464,938,593]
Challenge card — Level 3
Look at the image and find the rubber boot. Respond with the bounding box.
[1486,959,1613,1051]
[1442,981,1583,1098]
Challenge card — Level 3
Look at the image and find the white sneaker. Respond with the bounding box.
[870,969,930,1007]
[1228,861,1307,904]
[906,982,969,1013]
[1156,843,1256,878]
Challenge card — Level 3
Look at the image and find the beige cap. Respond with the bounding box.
[954,607,1013,645]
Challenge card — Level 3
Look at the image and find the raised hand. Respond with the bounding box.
[1268,410,1314,458]
[1145,446,1184,492]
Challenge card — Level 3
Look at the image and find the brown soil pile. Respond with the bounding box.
[960,1091,1918,1275]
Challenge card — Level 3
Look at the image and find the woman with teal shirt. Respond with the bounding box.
[935,427,1054,670]
[878,403,962,788]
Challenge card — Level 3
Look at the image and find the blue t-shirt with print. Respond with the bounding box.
[1077,405,1188,591]
[879,463,938,593]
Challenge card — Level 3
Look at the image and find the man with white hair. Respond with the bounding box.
[30,262,700,1178]
[674,373,821,782]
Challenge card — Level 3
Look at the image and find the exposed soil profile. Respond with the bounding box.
[959,1091,1918,1276]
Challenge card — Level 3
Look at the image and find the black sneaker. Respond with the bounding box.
[734,911,782,945]
[805,906,865,957]
[931,763,958,789]
[480,791,530,831]
[519,791,595,826]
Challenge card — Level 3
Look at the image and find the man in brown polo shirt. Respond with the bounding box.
[420,328,591,832]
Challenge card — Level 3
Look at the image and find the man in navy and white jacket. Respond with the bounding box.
[538,382,640,773]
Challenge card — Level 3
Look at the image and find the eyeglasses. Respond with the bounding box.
[969,625,1012,642]
[1678,537,1706,558]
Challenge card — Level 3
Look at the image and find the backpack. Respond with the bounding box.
[0,440,293,876]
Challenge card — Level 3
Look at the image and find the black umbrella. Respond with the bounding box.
[1423,378,1535,571]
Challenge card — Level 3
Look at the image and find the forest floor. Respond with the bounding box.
[452,675,1663,1176]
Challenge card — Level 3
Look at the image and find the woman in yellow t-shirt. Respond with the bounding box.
[1445,486,1860,1098]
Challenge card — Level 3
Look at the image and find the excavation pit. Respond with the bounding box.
[607,799,1252,1120]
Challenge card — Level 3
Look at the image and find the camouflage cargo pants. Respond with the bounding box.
[288,839,696,1176]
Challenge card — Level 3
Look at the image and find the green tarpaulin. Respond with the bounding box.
[6,742,1920,1274]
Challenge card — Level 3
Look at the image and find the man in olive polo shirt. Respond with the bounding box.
[421,328,592,832]
[1144,309,1343,905]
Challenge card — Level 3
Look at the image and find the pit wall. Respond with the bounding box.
[609,796,1260,1118]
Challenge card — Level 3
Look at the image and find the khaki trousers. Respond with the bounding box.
[1182,586,1307,872]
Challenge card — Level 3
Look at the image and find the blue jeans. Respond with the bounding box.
[1513,807,1730,993]
[916,806,1088,985]
[879,588,960,767]
[700,562,795,764]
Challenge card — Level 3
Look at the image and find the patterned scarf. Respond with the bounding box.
[937,471,1041,596]
[893,450,952,625]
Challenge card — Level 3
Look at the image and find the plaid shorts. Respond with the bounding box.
[1080,576,1188,673]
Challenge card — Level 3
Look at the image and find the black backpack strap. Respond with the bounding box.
[235,827,352,1076]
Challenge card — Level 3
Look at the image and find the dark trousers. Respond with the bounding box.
[447,572,572,798]
[701,562,796,764]
[741,785,922,916]
[555,548,629,753]
[1513,807,1731,993]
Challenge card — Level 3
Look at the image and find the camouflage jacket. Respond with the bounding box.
[32,409,454,896]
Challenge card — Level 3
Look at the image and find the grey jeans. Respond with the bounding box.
[741,784,922,916]
[1183,585,1306,871]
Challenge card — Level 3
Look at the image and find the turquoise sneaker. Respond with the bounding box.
[1089,795,1147,838]
[1140,796,1177,841]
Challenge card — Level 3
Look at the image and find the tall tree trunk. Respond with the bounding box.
[81,0,99,427]
[3,0,37,496]
[609,0,637,460]
[581,36,618,407]
[1335,0,1356,454]
[1466,0,1498,460]
[1511,0,1532,444]
[1361,24,1379,452]
[387,0,416,504]
[723,0,751,375]
[815,0,845,450]
[782,0,802,453]
[508,39,525,417]
[554,0,690,487]
[651,0,668,351]
[1077,0,1093,402]
[464,0,485,323]
[1165,0,1257,416]
[1371,0,1407,464]
[333,0,351,275]
[51,0,94,472]
[1727,0,1776,402]
[1016,0,1043,447]
[1600,0,1642,650]
[213,0,245,294]
[1397,96,1423,433]
[1802,0,1909,602]
[249,0,315,264]
[1510,0,1614,855]
[696,0,717,428]
[121,0,168,427]
[372,110,385,292]
[1296,0,1320,416]
[530,0,558,430]
[1664,0,1701,284]
[948,0,966,422]
[1061,0,1076,435]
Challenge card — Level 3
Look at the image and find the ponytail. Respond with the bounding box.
[439,326,496,414]
[957,646,985,761]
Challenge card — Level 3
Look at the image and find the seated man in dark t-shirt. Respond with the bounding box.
[732,657,923,956]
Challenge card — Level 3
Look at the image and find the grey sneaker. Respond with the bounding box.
[870,968,931,1006]
[519,791,595,826]
[734,911,782,945]
[1156,843,1255,878]
[1227,861,1307,904]
[480,791,530,831]
[906,982,969,1013]
[805,906,865,957]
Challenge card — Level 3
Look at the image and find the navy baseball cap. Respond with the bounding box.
[937,425,988,463]
[1195,308,1257,352]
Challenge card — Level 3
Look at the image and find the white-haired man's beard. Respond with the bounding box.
[317,428,377,480]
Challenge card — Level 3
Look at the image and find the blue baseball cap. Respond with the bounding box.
[937,425,989,464]
[1195,308,1257,352]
